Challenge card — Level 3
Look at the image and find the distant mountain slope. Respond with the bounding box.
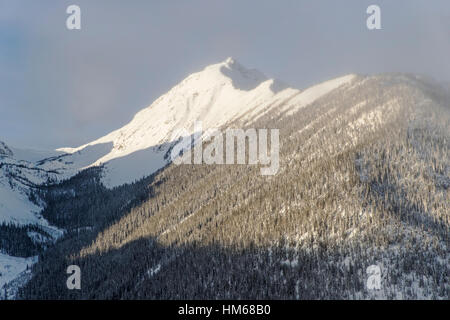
[0,142,61,227]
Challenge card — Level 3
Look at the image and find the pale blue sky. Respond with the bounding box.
[1,0,449,149]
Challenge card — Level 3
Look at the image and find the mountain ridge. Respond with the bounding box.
[38,58,357,187]
[1,60,448,299]
[0,58,356,231]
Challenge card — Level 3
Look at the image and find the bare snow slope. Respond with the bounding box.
[0,144,63,227]
[48,58,356,187]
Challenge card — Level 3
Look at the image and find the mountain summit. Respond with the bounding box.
[48,59,355,187]
[0,59,358,230]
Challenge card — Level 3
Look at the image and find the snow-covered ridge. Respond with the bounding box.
[50,58,355,187]
[58,57,271,155]
[0,58,358,226]
[0,58,358,233]
[281,74,357,116]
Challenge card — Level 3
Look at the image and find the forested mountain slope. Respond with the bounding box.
[19,73,449,299]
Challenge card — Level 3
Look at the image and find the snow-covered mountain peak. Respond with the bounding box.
[50,60,359,187]
[217,57,268,90]
[172,57,268,94]
[224,56,235,65]
[59,59,277,156]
